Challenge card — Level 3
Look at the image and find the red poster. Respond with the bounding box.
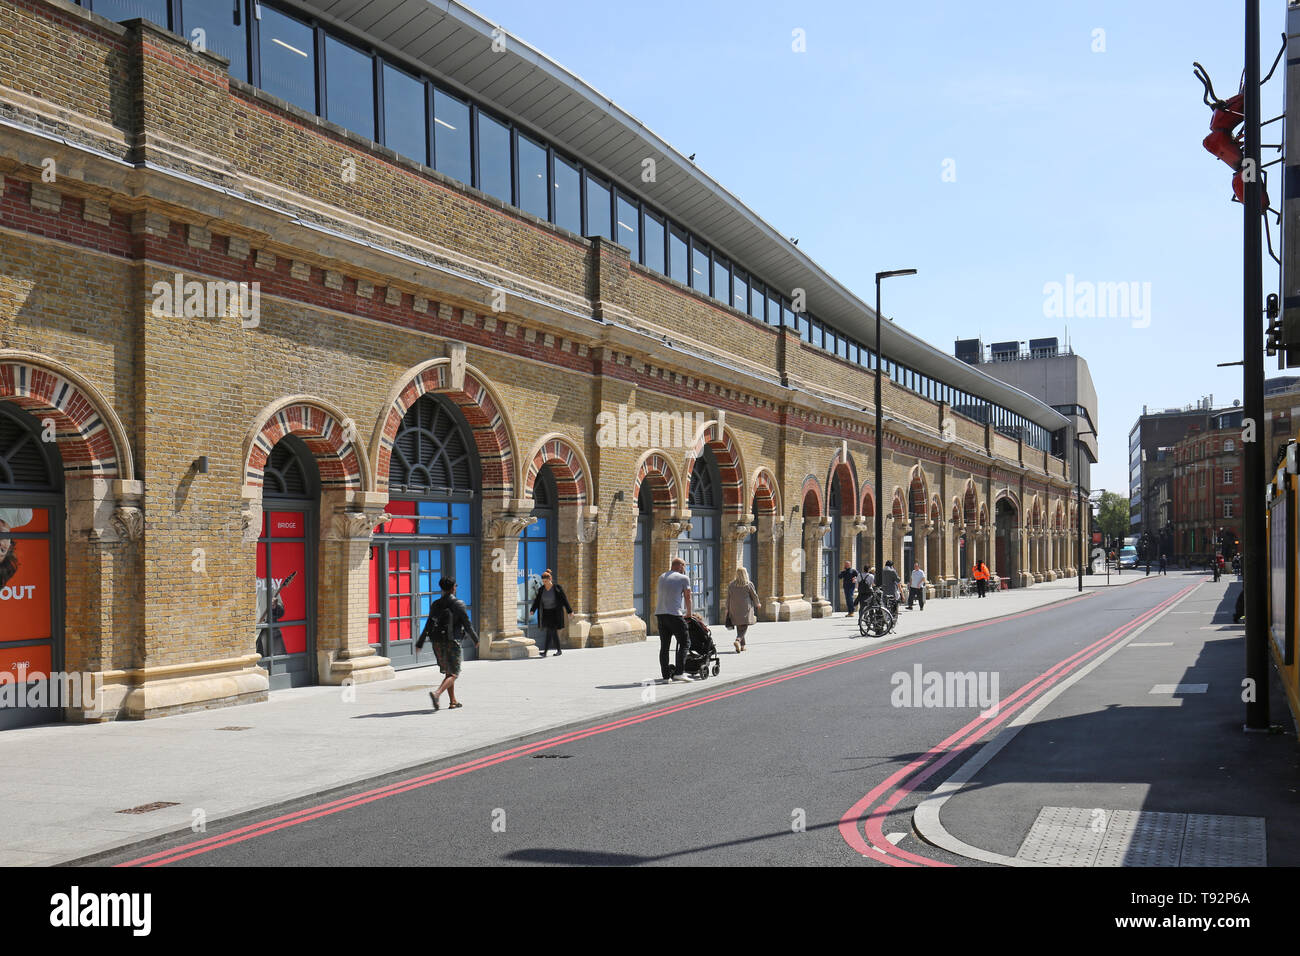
[0,645,52,684]
[0,508,50,643]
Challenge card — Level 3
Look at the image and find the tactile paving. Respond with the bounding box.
[1015,806,1265,867]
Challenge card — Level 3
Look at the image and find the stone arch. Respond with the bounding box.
[908,464,929,514]
[243,395,370,493]
[827,449,859,518]
[524,433,591,507]
[929,494,943,527]
[750,466,782,516]
[979,504,989,529]
[371,360,518,499]
[799,475,823,517]
[962,480,979,527]
[686,420,746,516]
[0,352,134,481]
[859,484,876,519]
[633,449,681,510]
[891,486,907,519]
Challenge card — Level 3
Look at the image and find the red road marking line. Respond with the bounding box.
[838,583,1197,866]
[118,591,1101,866]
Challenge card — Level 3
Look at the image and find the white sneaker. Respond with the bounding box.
[671,673,693,683]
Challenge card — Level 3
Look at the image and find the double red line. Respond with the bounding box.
[838,582,1197,866]
[118,591,1104,866]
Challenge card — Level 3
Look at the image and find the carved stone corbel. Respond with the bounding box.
[659,518,687,540]
[330,510,391,541]
[241,497,263,544]
[577,514,599,543]
[729,521,757,541]
[487,513,537,539]
[109,506,144,541]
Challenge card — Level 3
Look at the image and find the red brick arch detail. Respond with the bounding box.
[376,365,515,498]
[891,487,908,519]
[859,485,876,519]
[525,436,588,507]
[929,495,942,525]
[908,466,928,516]
[963,481,979,526]
[246,401,366,491]
[799,475,823,517]
[0,361,128,479]
[751,468,782,516]
[634,451,678,509]
[687,424,745,516]
[828,457,858,517]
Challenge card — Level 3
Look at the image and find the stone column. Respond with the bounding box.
[587,499,645,647]
[557,505,599,648]
[729,518,757,579]
[482,502,539,659]
[804,516,833,618]
[773,515,810,621]
[317,491,397,686]
[754,514,783,620]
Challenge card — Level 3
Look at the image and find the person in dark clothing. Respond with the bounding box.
[878,561,901,618]
[418,576,479,711]
[529,568,572,657]
[1159,554,1168,575]
[655,557,694,682]
[839,561,858,617]
[974,560,990,597]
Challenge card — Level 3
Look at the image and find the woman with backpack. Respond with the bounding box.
[417,576,478,711]
[726,566,761,653]
[528,569,572,657]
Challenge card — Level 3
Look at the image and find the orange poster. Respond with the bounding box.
[0,508,51,642]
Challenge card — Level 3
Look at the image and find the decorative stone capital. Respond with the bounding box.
[659,518,687,539]
[329,510,391,541]
[577,509,600,544]
[729,521,756,541]
[110,506,144,541]
[487,512,538,539]
[770,518,786,542]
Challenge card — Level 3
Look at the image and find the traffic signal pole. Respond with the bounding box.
[1243,0,1271,730]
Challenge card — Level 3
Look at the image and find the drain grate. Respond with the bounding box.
[530,754,573,759]
[117,801,180,815]
[1017,806,1266,866]
[216,726,252,731]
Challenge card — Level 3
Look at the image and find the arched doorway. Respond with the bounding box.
[370,393,480,667]
[256,434,319,689]
[0,403,65,729]
[682,447,722,623]
[824,476,844,611]
[517,465,557,644]
[634,483,655,625]
[995,496,1018,588]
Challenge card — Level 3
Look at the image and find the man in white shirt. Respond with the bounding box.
[906,562,927,611]
[655,557,694,682]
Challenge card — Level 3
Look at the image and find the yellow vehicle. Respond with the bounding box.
[1267,441,1299,728]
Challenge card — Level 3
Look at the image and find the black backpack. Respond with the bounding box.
[416,602,454,649]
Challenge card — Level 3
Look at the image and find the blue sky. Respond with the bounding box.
[471,0,1287,496]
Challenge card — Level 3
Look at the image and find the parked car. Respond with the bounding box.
[1118,546,1139,568]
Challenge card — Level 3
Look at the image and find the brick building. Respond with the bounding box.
[1171,410,1244,564]
[0,0,1076,727]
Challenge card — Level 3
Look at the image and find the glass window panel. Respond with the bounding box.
[767,293,780,326]
[642,211,665,273]
[798,315,810,341]
[826,328,838,354]
[552,155,581,233]
[93,0,169,26]
[584,175,611,238]
[616,194,639,258]
[433,88,471,185]
[690,242,710,293]
[183,0,248,80]
[783,305,796,329]
[749,279,764,320]
[258,6,316,114]
[848,341,858,363]
[732,269,748,312]
[714,257,730,302]
[517,134,548,219]
[476,112,512,203]
[668,227,687,282]
[811,322,824,349]
[325,35,374,139]
[381,63,425,162]
[450,502,471,535]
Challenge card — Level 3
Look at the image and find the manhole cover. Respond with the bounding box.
[530,754,573,759]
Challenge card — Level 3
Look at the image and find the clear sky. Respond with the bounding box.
[469,0,1287,496]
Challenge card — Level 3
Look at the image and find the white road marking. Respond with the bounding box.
[1149,684,1209,694]
[1127,642,1173,647]
[887,832,906,845]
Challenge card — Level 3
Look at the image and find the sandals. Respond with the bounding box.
[429,691,439,711]
[448,702,463,709]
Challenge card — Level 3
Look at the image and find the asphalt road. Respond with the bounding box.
[101,574,1194,867]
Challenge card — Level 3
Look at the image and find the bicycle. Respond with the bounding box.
[957,578,975,597]
[857,586,896,638]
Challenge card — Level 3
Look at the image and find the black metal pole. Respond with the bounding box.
[874,276,883,577]
[1243,0,1270,730]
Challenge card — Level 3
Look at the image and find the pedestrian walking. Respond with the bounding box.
[417,576,479,711]
[879,560,901,617]
[655,557,694,682]
[973,560,990,597]
[1233,554,1242,579]
[726,566,761,653]
[839,560,858,617]
[529,568,572,657]
[1159,553,1168,575]
[906,562,927,610]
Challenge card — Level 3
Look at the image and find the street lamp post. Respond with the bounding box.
[1075,428,1095,592]
[874,269,917,577]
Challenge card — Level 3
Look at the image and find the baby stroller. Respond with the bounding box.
[683,614,721,679]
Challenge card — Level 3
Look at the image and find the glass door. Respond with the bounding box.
[255,507,314,689]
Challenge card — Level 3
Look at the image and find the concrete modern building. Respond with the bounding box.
[0,0,1076,728]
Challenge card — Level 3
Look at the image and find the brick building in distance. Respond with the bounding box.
[0,0,1078,728]
[1170,409,1244,564]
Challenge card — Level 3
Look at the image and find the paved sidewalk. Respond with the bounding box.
[2,573,1149,866]
[915,575,1297,867]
